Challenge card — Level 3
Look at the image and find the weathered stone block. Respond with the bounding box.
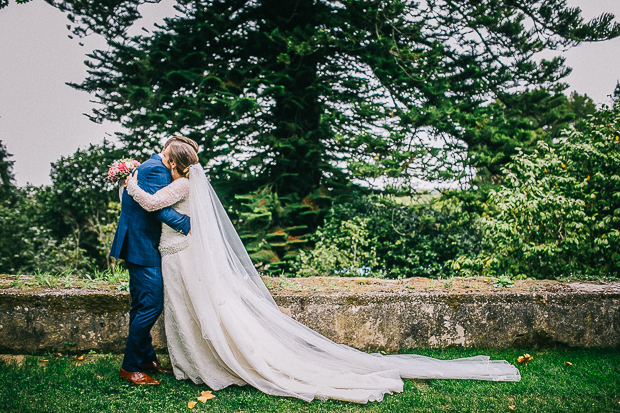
[0,282,618,354]
[0,290,166,354]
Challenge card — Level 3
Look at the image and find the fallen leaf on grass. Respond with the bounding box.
[77,356,84,361]
[57,353,62,357]
[41,360,48,362]
[517,354,533,364]
[508,406,516,411]
[565,362,573,366]
[187,400,197,409]
[199,390,216,401]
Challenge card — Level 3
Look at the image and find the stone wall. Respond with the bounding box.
[0,283,618,354]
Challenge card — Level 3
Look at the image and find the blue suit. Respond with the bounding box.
[110,153,190,372]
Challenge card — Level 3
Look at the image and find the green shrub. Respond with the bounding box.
[295,216,380,277]
[0,186,97,275]
[0,140,123,275]
[38,140,123,270]
[294,193,484,278]
[473,103,620,279]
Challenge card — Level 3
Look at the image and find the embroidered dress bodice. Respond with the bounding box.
[126,177,190,256]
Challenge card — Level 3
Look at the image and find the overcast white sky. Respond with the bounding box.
[1,0,619,186]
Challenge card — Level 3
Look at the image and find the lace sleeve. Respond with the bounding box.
[126,178,189,212]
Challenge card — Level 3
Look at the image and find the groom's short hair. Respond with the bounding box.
[164,136,199,153]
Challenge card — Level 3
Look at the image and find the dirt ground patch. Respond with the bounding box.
[260,276,620,295]
[1,273,618,295]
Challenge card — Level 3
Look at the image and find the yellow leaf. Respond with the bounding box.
[188,401,197,409]
[77,356,84,361]
[586,175,590,181]
[509,406,516,411]
[565,361,573,366]
[616,136,619,141]
[517,354,533,364]
[544,168,548,173]
[561,163,566,168]
[197,396,208,403]
[200,391,216,400]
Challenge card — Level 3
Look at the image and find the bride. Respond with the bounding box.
[125,138,520,404]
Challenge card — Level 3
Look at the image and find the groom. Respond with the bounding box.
[110,137,193,385]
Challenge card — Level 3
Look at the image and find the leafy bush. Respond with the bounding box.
[470,103,620,279]
[0,140,123,275]
[294,193,485,278]
[38,140,124,270]
[295,216,380,277]
[0,186,97,275]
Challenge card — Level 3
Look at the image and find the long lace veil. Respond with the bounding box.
[188,163,276,305]
[184,163,520,404]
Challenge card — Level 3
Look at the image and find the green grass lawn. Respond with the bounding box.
[1,347,619,412]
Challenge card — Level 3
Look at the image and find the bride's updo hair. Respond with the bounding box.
[167,139,199,179]
[164,135,199,153]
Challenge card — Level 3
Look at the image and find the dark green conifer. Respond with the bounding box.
[37,0,620,269]
[0,140,15,197]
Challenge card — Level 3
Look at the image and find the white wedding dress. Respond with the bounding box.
[126,164,520,404]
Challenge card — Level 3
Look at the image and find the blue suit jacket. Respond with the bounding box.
[110,153,191,267]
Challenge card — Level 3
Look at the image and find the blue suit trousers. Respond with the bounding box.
[121,261,164,372]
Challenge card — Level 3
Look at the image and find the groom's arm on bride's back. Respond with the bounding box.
[156,206,190,235]
[141,163,191,236]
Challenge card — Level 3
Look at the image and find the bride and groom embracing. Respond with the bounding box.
[110,136,520,404]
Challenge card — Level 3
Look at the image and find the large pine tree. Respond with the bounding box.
[36,0,620,269]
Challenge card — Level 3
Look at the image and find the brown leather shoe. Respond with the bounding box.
[119,369,161,385]
[140,360,172,374]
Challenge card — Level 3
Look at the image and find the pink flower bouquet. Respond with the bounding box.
[108,159,141,183]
